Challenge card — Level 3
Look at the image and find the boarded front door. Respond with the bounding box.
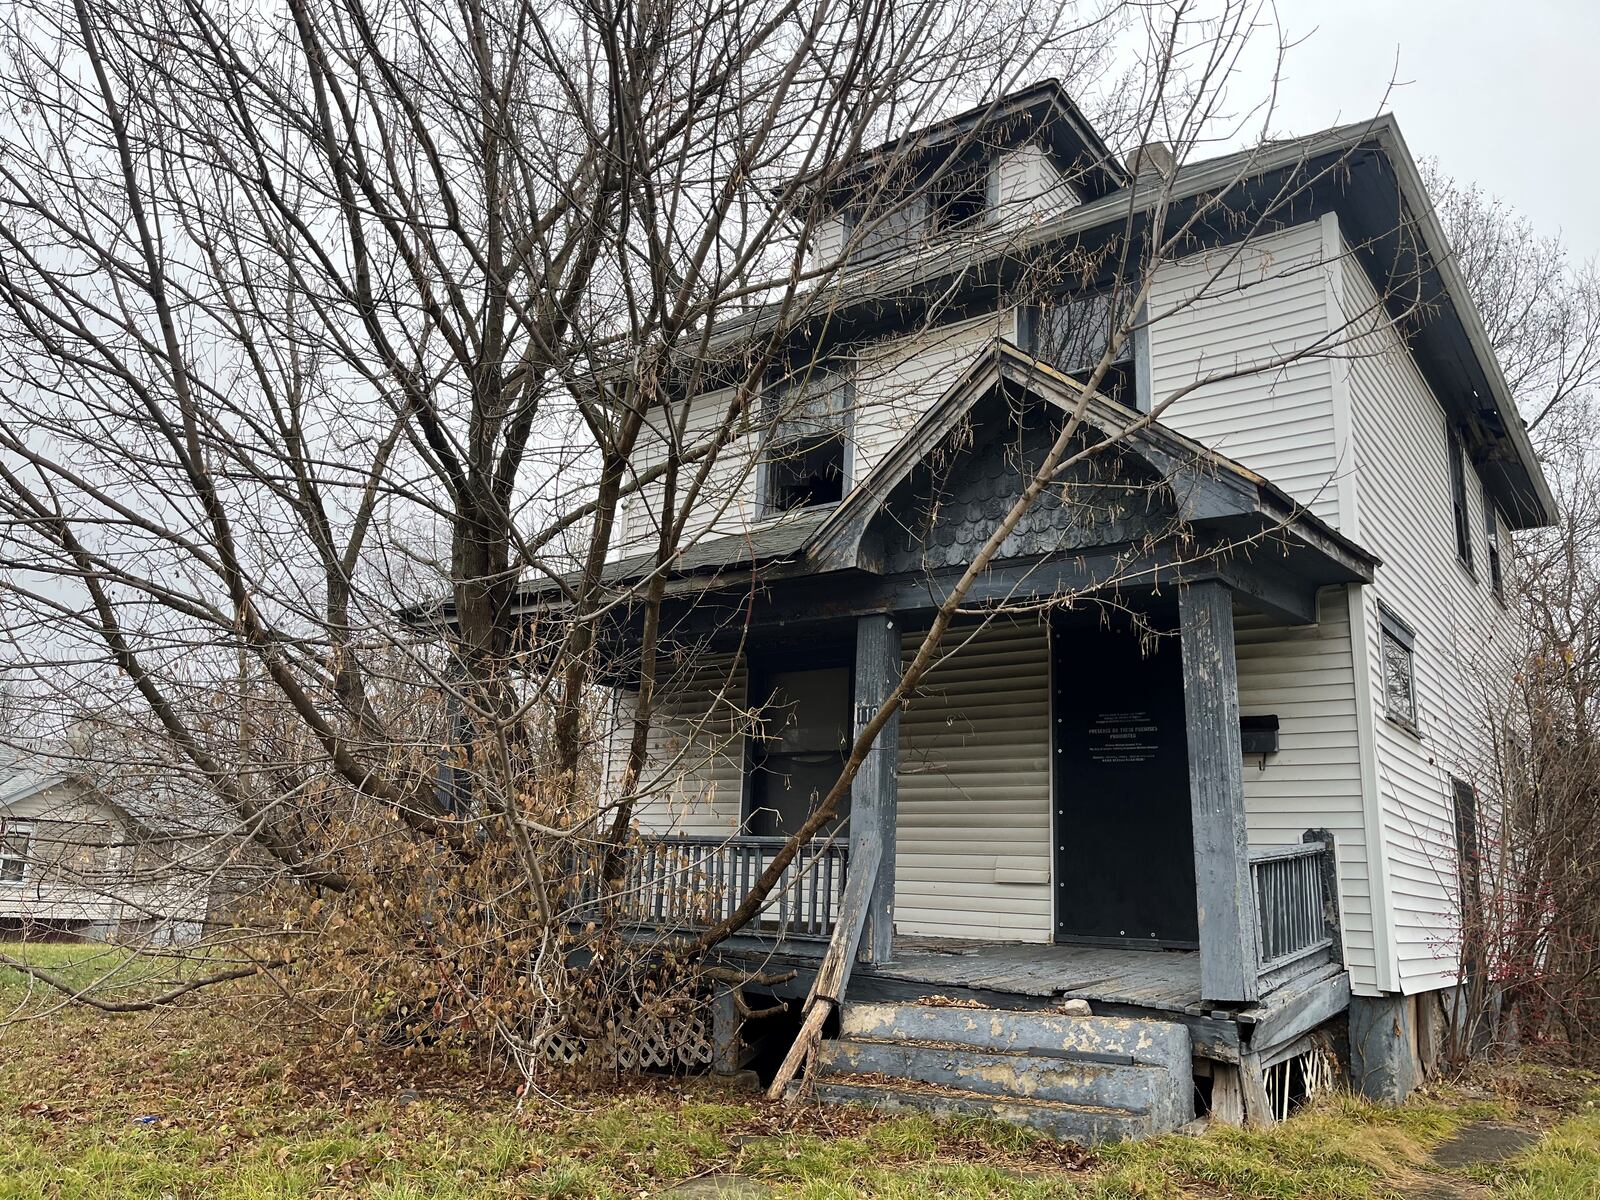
[1052,612,1198,947]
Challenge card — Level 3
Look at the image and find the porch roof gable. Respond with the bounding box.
[807,339,1378,582]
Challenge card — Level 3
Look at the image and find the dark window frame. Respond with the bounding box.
[1484,495,1505,602]
[757,363,855,517]
[1447,424,1473,573]
[927,157,991,234]
[1020,287,1143,411]
[1379,603,1419,734]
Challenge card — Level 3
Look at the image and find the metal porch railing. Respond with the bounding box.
[1249,836,1340,979]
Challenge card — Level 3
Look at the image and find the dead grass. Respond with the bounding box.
[2,942,1597,1199]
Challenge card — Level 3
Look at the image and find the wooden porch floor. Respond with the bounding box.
[871,937,1204,1014]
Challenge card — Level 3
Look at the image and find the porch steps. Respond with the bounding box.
[809,1001,1194,1144]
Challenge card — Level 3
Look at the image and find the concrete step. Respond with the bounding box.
[813,1075,1161,1145]
[839,1002,1191,1072]
[817,1037,1189,1127]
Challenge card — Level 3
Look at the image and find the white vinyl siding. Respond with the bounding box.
[1147,221,1345,524]
[1339,228,1521,994]
[616,387,763,558]
[851,310,1016,483]
[895,617,1053,942]
[1235,588,1377,990]
[615,655,750,836]
[991,143,1078,229]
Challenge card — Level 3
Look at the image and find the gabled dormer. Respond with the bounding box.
[807,80,1127,268]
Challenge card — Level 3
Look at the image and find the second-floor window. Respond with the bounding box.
[0,821,30,883]
[761,363,852,514]
[1380,605,1417,732]
[1485,498,1505,601]
[1027,289,1141,410]
[1448,426,1473,572]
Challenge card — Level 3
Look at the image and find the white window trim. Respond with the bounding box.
[0,821,32,885]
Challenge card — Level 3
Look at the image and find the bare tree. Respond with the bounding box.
[0,0,1430,1087]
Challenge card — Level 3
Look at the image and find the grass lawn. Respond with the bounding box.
[2,942,1597,1199]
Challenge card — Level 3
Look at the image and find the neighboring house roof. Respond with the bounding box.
[0,742,221,840]
[501,340,1377,620]
[0,744,74,812]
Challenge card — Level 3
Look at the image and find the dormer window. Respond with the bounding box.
[761,363,853,514]
[929,161,989,233]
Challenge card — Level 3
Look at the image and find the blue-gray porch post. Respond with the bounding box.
[1179,579,1262,1003]
[850,612,901,964]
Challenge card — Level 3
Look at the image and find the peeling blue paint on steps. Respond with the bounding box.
[808,1001,1196,1144]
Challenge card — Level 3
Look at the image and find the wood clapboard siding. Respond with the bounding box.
[614,654,750,836]
[895,617,1053,942]
[1235,587,1378,989]
[1147,221,1345,524]
[1339,231,1520,995]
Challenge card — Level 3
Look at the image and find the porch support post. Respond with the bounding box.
[850,611,901,964]
[1179,579,1261,1003]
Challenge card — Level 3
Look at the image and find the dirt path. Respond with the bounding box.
[1406,1119,1544,1199]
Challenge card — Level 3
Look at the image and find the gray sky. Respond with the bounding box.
[1231,0,1598,259]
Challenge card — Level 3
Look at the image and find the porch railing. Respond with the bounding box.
[595,834,850,941]
[1250,837,1339,976]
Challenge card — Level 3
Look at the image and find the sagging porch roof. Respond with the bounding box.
[502,341,1378,628]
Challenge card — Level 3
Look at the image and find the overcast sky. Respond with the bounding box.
[1227,0,1598,259]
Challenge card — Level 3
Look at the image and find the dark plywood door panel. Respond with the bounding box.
[1052,614,1198,947]
[748,665,852,837]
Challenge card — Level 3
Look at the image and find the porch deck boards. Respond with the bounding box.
[870,937,1205,1014]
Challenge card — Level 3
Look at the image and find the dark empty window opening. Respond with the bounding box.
[765,433,845,512]
[1448,427,1473,572]
[929,162,989,233]
[1485,498,1505,600]
[1027,290,1140,408]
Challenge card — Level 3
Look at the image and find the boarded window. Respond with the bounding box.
[0,823,29,883]
[1448,426,1472,570]
[1379,605,1417,730]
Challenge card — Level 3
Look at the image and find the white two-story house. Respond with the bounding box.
[523,83,1553,1138]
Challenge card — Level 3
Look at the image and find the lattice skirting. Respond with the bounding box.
[533,1008,716,1074]
[1262,1043,1339,1121]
